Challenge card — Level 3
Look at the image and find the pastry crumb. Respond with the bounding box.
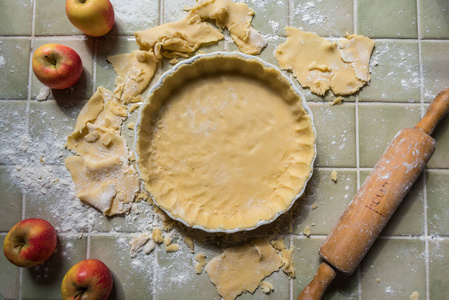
[271,238,286,251]
[376,278,381,283]
[304,225,311,237]
[410,291,419,300]
[195,253,207,274]
[152,228,164,244]
[166,244,179,252]
[127,122,135,130]
[259,281,274,294]
[129,103,140,113]
[311,204,318,210]
[331,169,338,183]
[329,96,343,106]
[184,236,195,253]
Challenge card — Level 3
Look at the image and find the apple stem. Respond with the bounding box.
[45,55,57,66]
[74,289,86,299]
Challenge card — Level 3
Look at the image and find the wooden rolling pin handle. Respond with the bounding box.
[415,88,449,135]
[297,262,336,300]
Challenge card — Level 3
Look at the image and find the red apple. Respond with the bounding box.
[61,259,113,300]
[3,218,57,268]
[32,43,83,90]
[66,0,115,37]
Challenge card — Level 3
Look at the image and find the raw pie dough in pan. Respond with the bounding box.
[135,52,316,232]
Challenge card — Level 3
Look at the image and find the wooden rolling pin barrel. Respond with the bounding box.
[298,88,449,300]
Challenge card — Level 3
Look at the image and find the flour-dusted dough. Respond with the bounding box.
[190,0,266,55]
[275,27,374,96]
[135,0,265,58]
[65,87,139,216]
[135,13,224,59]
[108,50,157,103]
[205,240,283,300]
[136,54,316,231]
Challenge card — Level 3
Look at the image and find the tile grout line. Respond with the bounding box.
[415,1,431,299]
[353,0,364,299]
[20,0,38,297]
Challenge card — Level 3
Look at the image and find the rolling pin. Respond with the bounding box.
[298,88,449,300]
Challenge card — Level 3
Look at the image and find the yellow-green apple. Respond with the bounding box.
[3,218,57,268]
[32,43,83,90]
[66,0,115,37]
[61,259,113,300]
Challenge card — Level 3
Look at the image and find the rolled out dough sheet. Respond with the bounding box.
[275,27,375,96]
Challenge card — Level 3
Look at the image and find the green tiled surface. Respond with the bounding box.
[291,0,354,37]
[422,41,449,102]
[361,239,426,299]
[0,0,448,299]
[429,239,449,299]
[0,0,33,36]
[426,171,449,236]
[0,167,22,232]
[358,0,418,39]
[0,235,21,300]
[420,0,449,39]
[0,38,31,100]
[358,104,421,168]
[309,103,356,167]
[358,41,420,103]
[292,169,357,235]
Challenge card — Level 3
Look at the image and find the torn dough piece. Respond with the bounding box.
[65,156,139,216]
[108,50,157,103]
[135,12,224,59]
[152,228,164,244]
[281,247,295,278]
[166,244,179,252]
[184,236,195,253]
[66,87,127,161]
[65,87,139,216]
[205,240,283,300]
[190,0,266,55]
[195,253,207,274]
[129,233,150,256]
[259,281,274,294]
[329,96,343,106]
[275,27,374,96]
[331,169,338,182]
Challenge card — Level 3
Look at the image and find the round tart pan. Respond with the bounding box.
[134,52,316,233]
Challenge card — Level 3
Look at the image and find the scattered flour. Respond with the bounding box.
[0,56,5,68]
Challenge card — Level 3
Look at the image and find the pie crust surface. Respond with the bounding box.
[135,53,316,231]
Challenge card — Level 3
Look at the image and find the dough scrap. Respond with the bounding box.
[129,233,150,256]
[108,50,157,103]
[331,169,338,182]
[135,12,224,59]
[205,240,283,300]
[65,88,140,216]
[280,247,295,278]
[259,281,274,294]
[165,244,179,252]
[190,0,266,55]
[195,253,207,274]
[275,27,374,96]
[152,228,164,244]
[271,238,286,251]
[184,236,195,253]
